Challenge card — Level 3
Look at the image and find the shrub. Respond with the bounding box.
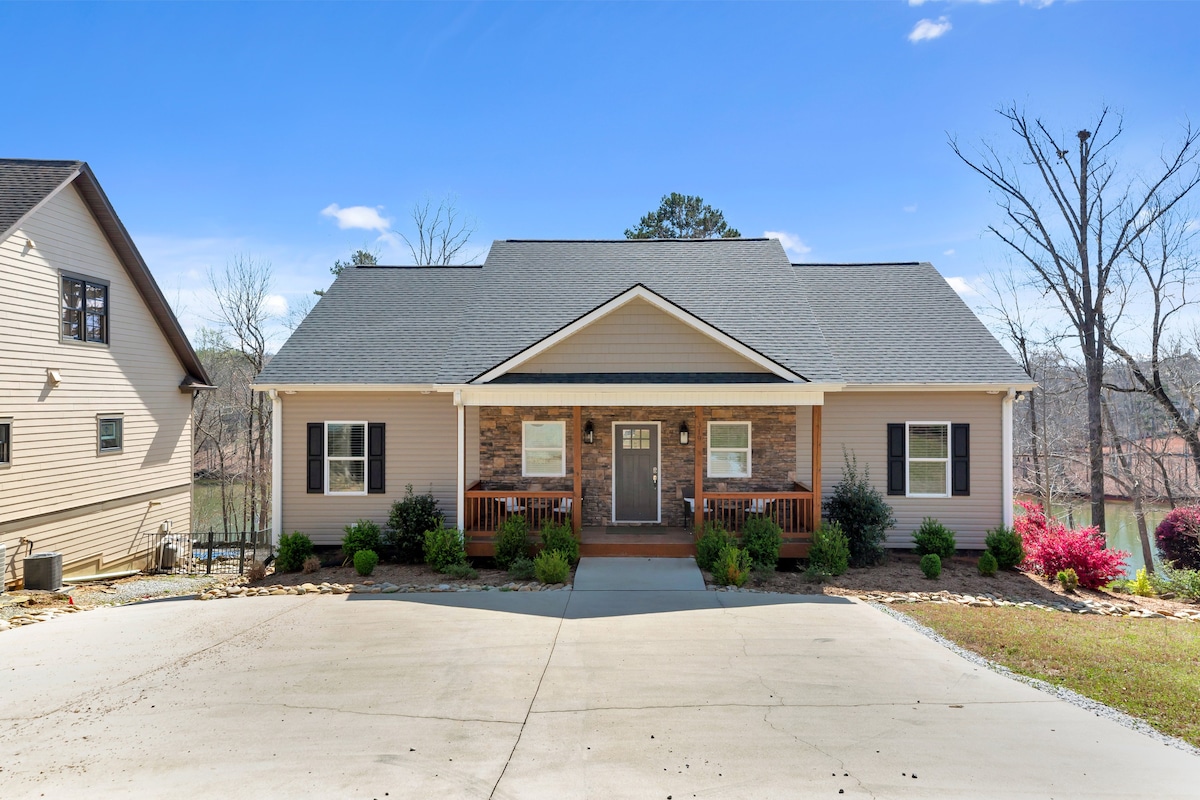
[424,526,467,572]
[1057,568,1079,593]
[1154,506,1200,570]
[713,545,751,587]
[275,531,314,572]
[695,521,734,572]
[1016,502,1129,589]
[493,515,530,570]
[742,516,783,571]
[912,518,956,561]
[823,452,895,567]
[1150,564,1200,602]
[302,555,322,574]
[540,521,580,566]
[985,525,1025,571]
[508,557,536,581]
[342,520,383,562]
[354,549,379,577]
[386,485,444,564]
[443,562,479,581]
[1131,567,1155,597]
[534,549,570,584]
[807,522,850,578]
[920,553,942,579]
[977,551,998,577]
[245,559,267,582]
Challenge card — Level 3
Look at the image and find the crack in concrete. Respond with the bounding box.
[763,706,878,800]
[524,698,1056,715]
[245,701,523,726]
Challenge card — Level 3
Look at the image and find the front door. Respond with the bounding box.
[613,423,659,522]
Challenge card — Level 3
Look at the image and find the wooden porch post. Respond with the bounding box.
[573,406,583,535]
[694,406,705,533]
[811,404,822,531]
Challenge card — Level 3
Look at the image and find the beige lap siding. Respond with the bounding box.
[280,392,459,544]
[819,392,1005,549]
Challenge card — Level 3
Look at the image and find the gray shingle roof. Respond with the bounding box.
[0,159,83,239]
[258,240,1032,388]
[793,262,1033,385]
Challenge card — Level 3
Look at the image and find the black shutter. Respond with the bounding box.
[367,422,386,494]
[887,423,906,496]
[951,423,970,496]
[307,423,324,494]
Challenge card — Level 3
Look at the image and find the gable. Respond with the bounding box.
[512,297,769,375]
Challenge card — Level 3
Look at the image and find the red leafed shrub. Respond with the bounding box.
[1154,506,1200,569]
[1015,501,1129,589]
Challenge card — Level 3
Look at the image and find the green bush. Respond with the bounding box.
[977,551,998,577]
[424,526,467,572]
[275,531,314,572]
[1057,568,1079,593]
[493,515,530,570]
[443,562,479,581]
[540,521,580,566]
[695,521,734,572]
[807,522,850,578]
[913,518,957,560]
[985,525,1025,570]
[353,549,379,577]
[342,519,383,562]
[823,452,895,567]
[508,557,536,581]
[1150,564,1200,601]
[713,544,752,587]
[386,485,444,564]
[534,549,571,584]
[742,516,783,571]
[920,553,942,579]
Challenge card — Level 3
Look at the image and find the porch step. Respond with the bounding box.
[580,541,697,558]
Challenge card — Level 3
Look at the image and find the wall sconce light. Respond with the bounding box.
[583,420,595,445]
[679,421,689,445]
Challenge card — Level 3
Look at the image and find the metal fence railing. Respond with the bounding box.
[158,530,272,576]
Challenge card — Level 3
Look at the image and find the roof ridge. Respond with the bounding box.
[501,238,772,243]
[792,261,924,267]
[0,158,85,167]
[354,264,482,270]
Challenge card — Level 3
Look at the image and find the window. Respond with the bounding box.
[62,275,108,344]
[98,416,123,453]
[523,421,565,477]
[907,422,949,497]
[708,421,751,478]
[326,422,367,494]
[0,419,11,466]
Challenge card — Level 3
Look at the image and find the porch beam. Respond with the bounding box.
[694,405,704,532]
[456,393,465,533]
[811,404,822,531]
[573,406,583,534]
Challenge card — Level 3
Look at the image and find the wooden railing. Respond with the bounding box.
[464,485,576,534]
[702,484,815,534]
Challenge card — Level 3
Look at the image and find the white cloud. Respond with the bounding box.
[263,294,289,316]
[908,0,929,5]
[764,231,812,258]
[908,16,952,42]
[903,205,918,213]
[320,203,392,232]
[946,276,979,296]
[943,248,956,256]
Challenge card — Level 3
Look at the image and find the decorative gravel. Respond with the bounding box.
[873,601,1200,756]
[71,575,228,606]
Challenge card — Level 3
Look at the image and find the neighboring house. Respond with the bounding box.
[0,159,212,586]
[255,239,1033,557]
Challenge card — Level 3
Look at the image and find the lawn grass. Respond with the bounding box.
[904,604,1200,748]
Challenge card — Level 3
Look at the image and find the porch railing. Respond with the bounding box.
[702,484,815,534]
[464,484,576,534]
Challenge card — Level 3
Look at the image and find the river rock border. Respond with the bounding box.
[198,579,572,600]
[0,605,83,632]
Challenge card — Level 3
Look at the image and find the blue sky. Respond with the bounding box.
[3,0,1198,342]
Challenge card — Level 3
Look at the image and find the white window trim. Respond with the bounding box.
[0,417,11,467]
[97,414,123,455]
[906,421,951,498]
[707,420,752,479]
[325,420,368,496]
[522,420,566,477]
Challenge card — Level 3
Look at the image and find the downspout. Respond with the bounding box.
[454,389,465,534]
[1002,388,1015,528]
[270,389,282,548]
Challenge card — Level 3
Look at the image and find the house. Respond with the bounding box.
[0,159,212,586]
[255,239,1033,557]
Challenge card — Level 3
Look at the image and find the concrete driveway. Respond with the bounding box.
[1,578,1196,798]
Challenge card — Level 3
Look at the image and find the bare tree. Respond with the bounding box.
[401,194,476,265]
[952,105,1200,531]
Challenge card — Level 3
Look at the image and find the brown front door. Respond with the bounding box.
[614,423,659,522]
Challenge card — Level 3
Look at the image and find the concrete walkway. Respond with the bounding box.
[573,556,706,591]
[0,588,1196,798]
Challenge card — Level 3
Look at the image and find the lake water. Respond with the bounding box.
[1028,499,1168,577]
